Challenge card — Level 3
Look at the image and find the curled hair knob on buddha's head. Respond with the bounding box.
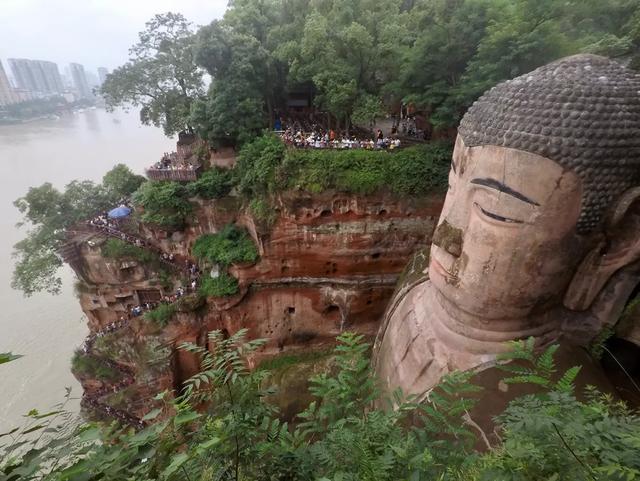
[459,54,640,234]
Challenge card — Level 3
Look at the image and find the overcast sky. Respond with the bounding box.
[1,0,228,76]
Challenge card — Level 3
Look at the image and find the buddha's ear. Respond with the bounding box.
[565,187,640,311]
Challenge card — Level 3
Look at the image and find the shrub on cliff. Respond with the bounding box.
[234,133,286,197]
[234,134,451,198]
[192,224,259,267]
[282,142,452,196]
[132,181,192,229]
[199,272,239,297]
[101,239,155,264]
[186,167,233,199]
[71,351,120,381]
[144,303,177,327]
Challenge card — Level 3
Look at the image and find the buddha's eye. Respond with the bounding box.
[474,202,523,224]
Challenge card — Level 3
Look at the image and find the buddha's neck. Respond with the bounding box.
[424,286,563,354]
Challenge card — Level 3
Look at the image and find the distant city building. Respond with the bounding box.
[13,88,35,103]
[85,70,100,89]
[39,60,64,93]
[7,58,64,95]
[0,61,17,106]
[69,63,92,99]
[97,67,109,85]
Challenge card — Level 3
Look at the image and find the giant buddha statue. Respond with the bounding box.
[373,54,640,398]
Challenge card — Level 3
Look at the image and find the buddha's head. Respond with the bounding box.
[430,54,640,321]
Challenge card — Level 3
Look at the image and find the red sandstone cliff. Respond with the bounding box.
[68,190,444,421]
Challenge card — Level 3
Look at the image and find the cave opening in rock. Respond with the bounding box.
[324,304,340,316]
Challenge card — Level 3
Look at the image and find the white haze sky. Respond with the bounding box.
[0,0,228,77]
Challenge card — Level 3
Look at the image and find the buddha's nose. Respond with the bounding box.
[432,219,463,258]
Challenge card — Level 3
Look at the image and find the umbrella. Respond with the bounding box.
[108,206,132,219]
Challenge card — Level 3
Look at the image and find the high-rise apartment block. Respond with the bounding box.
[0,61,17,106]
[8,58,64,95]
[97,67,109,85]
[69,63,92,99]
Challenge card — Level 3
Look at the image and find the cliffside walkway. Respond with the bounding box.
[78,318,146,428]
[68,223,189,272]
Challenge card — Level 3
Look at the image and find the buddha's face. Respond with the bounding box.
[430,136,584,320]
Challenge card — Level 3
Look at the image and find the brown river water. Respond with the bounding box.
[0,108,174,431]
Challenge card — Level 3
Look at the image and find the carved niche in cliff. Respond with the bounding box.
[373,54,640,398]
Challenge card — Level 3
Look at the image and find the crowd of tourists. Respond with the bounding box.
[87,212,119,229]
[81,395,145,429]
[150,152,197,171]
[280,128,402,150]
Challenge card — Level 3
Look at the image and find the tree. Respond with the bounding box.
[12,181,111,296]
[132,181,192,229]
[101,13,204,136]
[398,0,490,129]
[12,166,144,296]
[287,0,406,132]
[191,10,286,147]
[101,164,146,202]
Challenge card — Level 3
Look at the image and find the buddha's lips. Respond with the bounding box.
[430,257,456,279]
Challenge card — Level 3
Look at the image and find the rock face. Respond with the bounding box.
[69,190,444,420]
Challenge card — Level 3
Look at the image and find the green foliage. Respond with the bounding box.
[100,13,204,136]
[187,0,640,139]
[256,349,332,372]
[234,133,287,197]
[589,325,616,360]
[71,351,121,381]
[249,197,277,227]
[132,180,192,229]
[13,181,109,296]
[12,164,148,296]
[186,167,233,199]
[100,238,155,264]
[481,337,640,480]
[101,164,146,200]
[0,392,80,481]
[191,80,266,148]
[198,273,240,298]
[0,352,22,365]
[191,9,285,146]
[192,224,259,267]
[236,134,451,197]
[144,303,177,327]
[4,333,640,481]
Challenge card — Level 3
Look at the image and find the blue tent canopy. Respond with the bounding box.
[108,206,132,219]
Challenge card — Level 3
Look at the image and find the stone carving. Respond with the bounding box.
[373,54,640,399]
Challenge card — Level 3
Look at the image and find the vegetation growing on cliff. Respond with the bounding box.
[192,225,259,267]
[132,181,192,229]
[3,333,639,480]
[185,167,233,199]
[101,239,155,264]
[144,303,177,327]
[235,134,451,197]
[199,273,240,298]
[71,351,121,381]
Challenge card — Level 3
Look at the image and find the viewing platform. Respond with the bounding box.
[146,163,202,182]
[146,130,205,182]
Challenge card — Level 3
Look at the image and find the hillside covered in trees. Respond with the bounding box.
[102,0,640,142]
